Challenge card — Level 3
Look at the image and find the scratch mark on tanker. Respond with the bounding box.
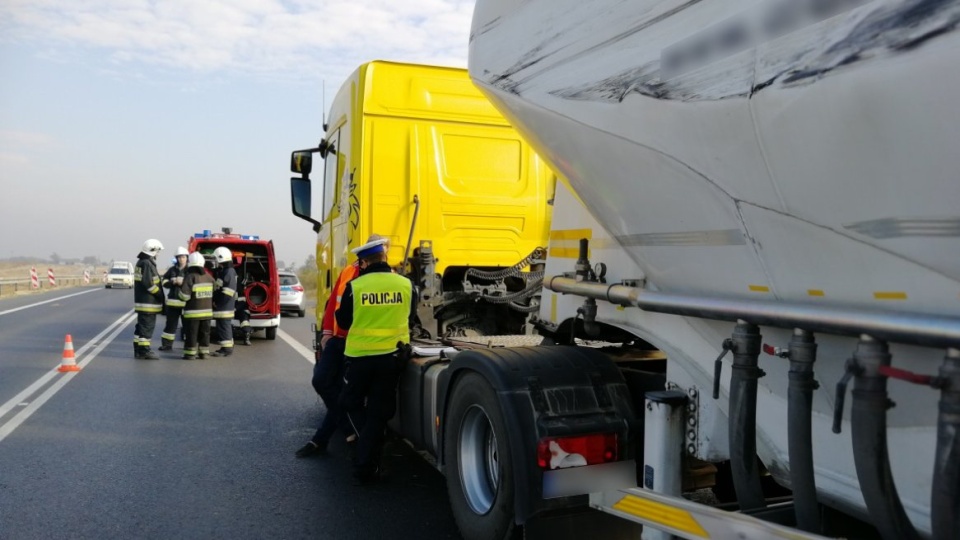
[548,0,960,103]
[490,0,706,95]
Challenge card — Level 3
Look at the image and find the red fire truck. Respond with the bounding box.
[187,228,281,340]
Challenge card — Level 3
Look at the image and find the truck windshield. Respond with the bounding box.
[110,268,130,275]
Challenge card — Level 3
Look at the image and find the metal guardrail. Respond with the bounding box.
[0,276,97,297]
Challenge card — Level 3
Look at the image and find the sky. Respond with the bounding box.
[0,0,473,268]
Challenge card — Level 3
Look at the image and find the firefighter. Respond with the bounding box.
[231,252,252,347]
[335,238,415,482]
[133,239,165,360]
[235,297,252,346]
[297,234,388,459]
[178,252,215,360]
[210,246,238,357]
[159,247,189,351]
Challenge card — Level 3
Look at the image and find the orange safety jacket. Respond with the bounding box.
[322,262,360,339]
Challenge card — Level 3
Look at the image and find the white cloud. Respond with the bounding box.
[0,0,473,80]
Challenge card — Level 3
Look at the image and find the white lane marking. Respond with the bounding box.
[0,288,101,317]
[0,310,134,420]
[0,311,135,443]
[277,329,315,365]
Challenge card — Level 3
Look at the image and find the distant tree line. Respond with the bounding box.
[0,254,103,265]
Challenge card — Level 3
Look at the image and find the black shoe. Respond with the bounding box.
[346,438,358,462]
[141,349,159,360]
[353,466,382,485]
[182,354,196,360]
[210,348,233,357]
[295,441,328,458]
[197,353,206,360]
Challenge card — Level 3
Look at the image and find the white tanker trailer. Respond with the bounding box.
[450,0,960,538]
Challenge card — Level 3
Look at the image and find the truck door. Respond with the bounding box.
[319,129,348,308]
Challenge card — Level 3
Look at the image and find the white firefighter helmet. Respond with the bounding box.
[213,246,232,264]
[175,246,189,257]
[141,239,164,257]
[187,252,205,268]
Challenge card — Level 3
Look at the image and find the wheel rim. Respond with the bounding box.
[458,404,500,515]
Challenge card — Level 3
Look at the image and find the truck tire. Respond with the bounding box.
[444,372,516,540]
[265,326,277,340]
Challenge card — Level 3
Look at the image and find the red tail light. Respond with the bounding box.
[537,433,618,470]
[292,285,304,292]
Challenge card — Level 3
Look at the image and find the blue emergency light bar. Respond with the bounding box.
[192,230,259,240]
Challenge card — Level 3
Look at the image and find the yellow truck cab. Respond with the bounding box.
[290,60,555,340]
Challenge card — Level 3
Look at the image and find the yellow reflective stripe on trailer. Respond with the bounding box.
[612,494,709,537]
[549,228,593,259]
[591,487,829,540]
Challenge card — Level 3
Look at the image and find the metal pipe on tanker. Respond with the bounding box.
[850,336,920,540]
[727,321,767,512]
[542,277,960,348]
[932,348,960,540]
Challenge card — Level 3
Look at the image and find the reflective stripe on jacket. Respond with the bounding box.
[213,264,237,319]
[343,272,412,357]
[180,270,215,319]
[134,255,163,313]
[162,264,188,308]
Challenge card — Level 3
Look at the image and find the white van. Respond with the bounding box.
[105,262,135,289]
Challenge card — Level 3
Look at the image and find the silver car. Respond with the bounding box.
[278,271,305,317]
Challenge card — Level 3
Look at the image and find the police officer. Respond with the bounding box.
[211,246,238,357]
[179,252,215,360]
[133,239,165,360]
[296,234,388,458]
[335,238,415,482]
[159,247,189,351]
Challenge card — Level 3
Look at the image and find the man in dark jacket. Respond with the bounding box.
[159,247,189,351]
[336,238,416,483]
[211,246,238,357]
[133,239,165,360]
[179,252,215,360]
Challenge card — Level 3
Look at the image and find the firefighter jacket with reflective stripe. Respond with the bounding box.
[340,265,412,358]
[179,269,215,319]
[162,264,188,308]
[322,262,359,339]
[134,254,164,313]
[213,263,238,319]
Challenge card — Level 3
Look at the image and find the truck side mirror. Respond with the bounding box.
[290,177,321,232]
[291,150,313,175]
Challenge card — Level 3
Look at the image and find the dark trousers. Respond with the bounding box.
[134,312,157,347]
[339,353,401,474]
[161,306,184,341]
[183,318,212,356]
[310,337,347,444]
[214,318,233,347]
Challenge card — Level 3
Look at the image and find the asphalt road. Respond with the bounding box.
[0,287,462,539]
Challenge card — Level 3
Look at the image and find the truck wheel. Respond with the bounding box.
[298,309,305,318]
[444,372,516,540]
[265,326,277,340]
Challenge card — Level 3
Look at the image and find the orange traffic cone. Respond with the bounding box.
[58,334,81,372]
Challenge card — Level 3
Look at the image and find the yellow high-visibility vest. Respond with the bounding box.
[344,272,412,357]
